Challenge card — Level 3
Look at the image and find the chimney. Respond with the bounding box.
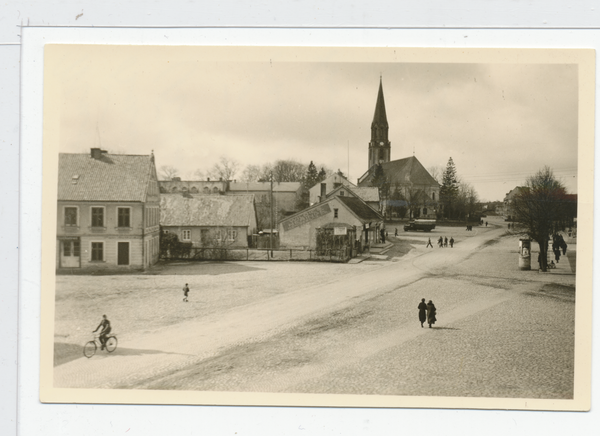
[91,148,107,159]
[320,183,326,202]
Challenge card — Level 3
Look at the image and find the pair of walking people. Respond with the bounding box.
[418,298,437,328]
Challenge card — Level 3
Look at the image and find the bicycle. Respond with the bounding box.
[83,333,118,358]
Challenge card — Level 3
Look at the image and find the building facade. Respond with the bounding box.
[56,149,160,271]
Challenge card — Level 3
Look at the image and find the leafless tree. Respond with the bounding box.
[511,166,570,272]
[159,165,180,181]
[427,165,444,184]
[240,164,263,183]
[207,156,240,181]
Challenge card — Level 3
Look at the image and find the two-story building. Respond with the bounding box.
[56,148,161,271]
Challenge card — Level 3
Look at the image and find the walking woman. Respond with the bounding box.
[426,300,437,328]
[418,298,427,328]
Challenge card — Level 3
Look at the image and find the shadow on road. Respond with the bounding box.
[430,327,459,330]
[54,342,193,366]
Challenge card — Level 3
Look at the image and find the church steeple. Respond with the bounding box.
[368,77,391,169]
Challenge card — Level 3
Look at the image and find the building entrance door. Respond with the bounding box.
[118,242,130,265]
[60,239,80,268]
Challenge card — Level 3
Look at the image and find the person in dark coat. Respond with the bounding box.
[418,298,427,328]
[183,283,190,302]
[444,237,448,247]
[449,237,454,248]
[426,300,437,328]
[380,228,386,243]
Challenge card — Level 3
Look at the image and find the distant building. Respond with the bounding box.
[356,78,439,219]
[159,179,227,194]
[228,181,302,229]
[160,194,258,248]
[308,173,355,206]
[503,186,526,221]
[325,184,380,213]
[56,148,160,271]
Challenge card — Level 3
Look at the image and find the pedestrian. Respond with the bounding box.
[183,283,190,302]
[395,228,398,237]
[444,236,448,247]
[426,300,437,328]
[449,237,454,248]
[438,236,443,247]
[426,238,433,248]
[418,298,428,328]
[380,228,386,243]
[485,221,488,227]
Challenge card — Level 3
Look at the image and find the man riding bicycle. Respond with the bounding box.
[93,314,112,350]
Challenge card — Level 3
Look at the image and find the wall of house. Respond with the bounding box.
[56,201,158,270]
[162,226,250,248]
[279,199,372,249]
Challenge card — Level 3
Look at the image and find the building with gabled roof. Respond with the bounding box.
[325,184,380,213]
[278,193,383,251]
[160,194,258,248]
[308,173,355,206]
[56,148,160,271]
[357,78,440,219]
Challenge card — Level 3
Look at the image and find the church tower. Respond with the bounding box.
[368,77,391,169]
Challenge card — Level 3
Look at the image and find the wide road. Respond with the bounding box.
[53,222,575,400]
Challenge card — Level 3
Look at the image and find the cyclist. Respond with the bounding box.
[93,314,112,350]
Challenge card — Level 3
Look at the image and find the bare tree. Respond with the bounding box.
[427,165,444,184]
[240,164,263,183]
[207,156,240,181]
[159,165,180,181]
[267,159,306,183]
[511,166,570,272]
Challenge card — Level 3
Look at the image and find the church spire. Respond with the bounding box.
[368,77,391,169]
[372,77,388,128]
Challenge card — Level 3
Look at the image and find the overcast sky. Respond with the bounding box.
[51,46,579,201]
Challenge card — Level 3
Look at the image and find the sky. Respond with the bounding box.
[50,45,580,201]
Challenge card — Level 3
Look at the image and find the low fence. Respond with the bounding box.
[161,247,352,263]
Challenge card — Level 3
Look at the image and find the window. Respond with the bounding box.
[432,192,436,201]
[340,191,345,196]
[91,207,104,227]
[118,207,131,227]
[63,241,71,256]
[227,229,237,241]
[73,240,80,256]
[182,230,191,240]
[91,242,103,261]
[64,207,78,226]
[334,208,339,218]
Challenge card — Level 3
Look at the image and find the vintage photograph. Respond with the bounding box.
[40,45,593,409]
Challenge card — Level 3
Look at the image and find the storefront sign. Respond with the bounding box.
[282,204,331,231]
[334,227,347,236]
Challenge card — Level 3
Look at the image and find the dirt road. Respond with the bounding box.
[53,221,575,398]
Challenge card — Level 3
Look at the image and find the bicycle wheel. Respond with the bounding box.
[83,341,97,358]
[105,336,118,353]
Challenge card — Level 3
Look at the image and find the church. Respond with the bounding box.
[357,78,440,219]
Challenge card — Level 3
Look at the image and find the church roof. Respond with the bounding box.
[372,78,388,129]
[358,156,439,188]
